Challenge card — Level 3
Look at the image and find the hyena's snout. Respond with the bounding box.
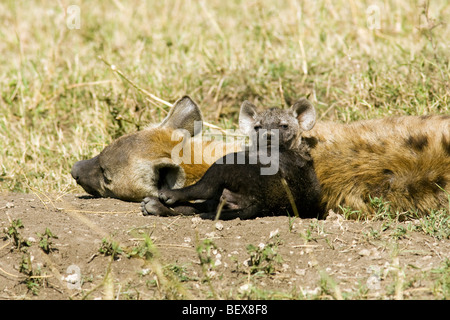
[70,161,82,182]
[71,156,103,197]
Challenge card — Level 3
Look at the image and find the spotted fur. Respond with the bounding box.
[305,115,450,217]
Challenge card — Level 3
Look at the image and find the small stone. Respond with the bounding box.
[191,217,202,227]
[205,232,216,239]
[358,249,371,257]
[5,202,14,208]
[308,260,318,268]
[239,283,253,293]
[295,268,306,276]
[215,222,224,231]
[269,229,279,238]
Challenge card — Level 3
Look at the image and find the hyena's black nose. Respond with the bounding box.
[71,161,82,181]
[70,156,103,198]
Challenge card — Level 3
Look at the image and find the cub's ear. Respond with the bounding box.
[291,98,316,131]
[239,101,258,135]
[159,96,203,136]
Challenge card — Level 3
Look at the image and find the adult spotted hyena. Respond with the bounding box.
[71,96,450,218]
[71,96,237,202]
[305,115,450,217]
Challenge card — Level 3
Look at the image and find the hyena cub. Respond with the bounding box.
[141,98,322,220]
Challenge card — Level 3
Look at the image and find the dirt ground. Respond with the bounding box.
[0,192,448,300]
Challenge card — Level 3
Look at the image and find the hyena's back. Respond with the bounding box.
[306,115,450,218]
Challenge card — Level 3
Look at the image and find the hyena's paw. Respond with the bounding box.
[141,196,174,216]
[158,190,180,206]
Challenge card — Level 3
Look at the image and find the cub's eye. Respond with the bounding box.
[254,125,262,131]
[280,124,289,129]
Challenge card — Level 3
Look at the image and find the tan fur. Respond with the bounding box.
[305,115,450,218]
[152,128,239,186]
[94,126,239,201]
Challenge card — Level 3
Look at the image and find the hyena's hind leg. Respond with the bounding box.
[199,204,261,220]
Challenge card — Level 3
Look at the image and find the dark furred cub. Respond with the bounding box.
[141,98,322,220]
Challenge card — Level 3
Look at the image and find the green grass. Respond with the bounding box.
[0,0,448,194]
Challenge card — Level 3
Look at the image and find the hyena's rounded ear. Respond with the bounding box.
[239,101,258,135]
[291,98,316,131]
[159,96,203,136]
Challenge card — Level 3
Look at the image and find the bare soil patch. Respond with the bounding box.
[0,193,448,300]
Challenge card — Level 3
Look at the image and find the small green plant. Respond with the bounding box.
[370,196,392,219]
[246,237,283,275]
[338,205,363,220]
[98,238,123,260]
[412,209,450,240]
[196,239,217,270]
[128,233,156,260]
[316,271,344,300]
[298,221,326,243]
[287,212,296,233]
[165,264,190,282]
[37,228,58,254]
[431,259,450,299]
[363,226,382,241]
[196,238,219,298]
[299,226,314,243]
[19,253,45,296]
[310,220,326,235]
[2,219,31,251]
[391,225,408,240]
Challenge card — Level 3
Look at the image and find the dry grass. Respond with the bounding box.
[1,1,449,301]
[0,0,449,195]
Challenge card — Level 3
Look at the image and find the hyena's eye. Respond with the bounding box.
[103,175,112,184]
[279,124,289,129]
[100,166,112,184]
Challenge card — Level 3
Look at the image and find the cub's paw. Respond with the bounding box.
[158,190,179,205]
[141,196,173,216]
